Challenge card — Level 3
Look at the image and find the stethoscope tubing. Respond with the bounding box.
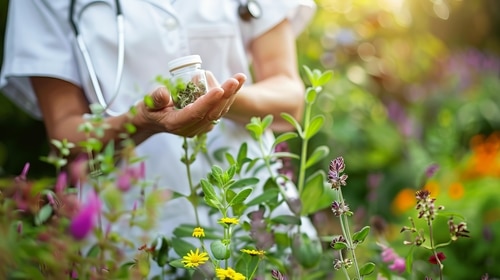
[69,0,125,116]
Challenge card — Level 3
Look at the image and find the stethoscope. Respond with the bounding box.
[69,0,125,116]
[69,0,261,116]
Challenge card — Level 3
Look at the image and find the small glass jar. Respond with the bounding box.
[167,55,208,109]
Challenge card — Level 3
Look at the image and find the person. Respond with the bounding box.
[0,0,317,277]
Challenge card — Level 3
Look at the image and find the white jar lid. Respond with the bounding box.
[168,55,202,72]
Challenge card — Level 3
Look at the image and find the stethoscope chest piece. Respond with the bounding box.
[238,0,262,21]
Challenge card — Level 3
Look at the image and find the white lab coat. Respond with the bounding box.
[1,0,316,275]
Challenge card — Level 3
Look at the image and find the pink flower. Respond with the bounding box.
[69,154,88,184]
[55,172,68,194]
[380,245,406,274]
[117,171,132,192]
[388,257,406,274]
[116,163,145,192]
[69,191,101,240]
[381,247,397,263]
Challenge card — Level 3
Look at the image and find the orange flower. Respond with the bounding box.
[466,132,500,178]
[448,182,464,200]
[391,188,415,214]
[423,181,440,198]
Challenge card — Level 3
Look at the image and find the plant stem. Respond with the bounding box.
[183,137,201,227]
[428,222,444,280]
[296,100,313,194]
[338,190,362,280]
[338,252,351,280]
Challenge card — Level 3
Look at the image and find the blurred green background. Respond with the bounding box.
[1,0,500,279]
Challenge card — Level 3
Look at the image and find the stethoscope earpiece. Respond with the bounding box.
[238,0,262,21]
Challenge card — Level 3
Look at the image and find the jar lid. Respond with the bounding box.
[168,55,202,72]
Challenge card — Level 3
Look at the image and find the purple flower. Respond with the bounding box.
[331,201,350,216]
[271,269,288,280]
[425,164,440,179]
[16,162,30,181]
[328,157,348,189]
[249,208,275,250]
[69,191,101,240]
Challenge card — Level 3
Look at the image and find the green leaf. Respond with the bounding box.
[168,259,185,269]
[228,177,259,190]
[305,115,324,140]
[291,233,322,269]
[272,132,299,150]
[305,145,330,169]
[86,244,101,258]
[171,237,197,258]
[151,236,169,267]
[35,204,53,226]
[405,246,415,274]
[270,215,301,226]
[246,121,263,141]
[235,252,260,278]
[305,87,317,104]
[200,179,218,200]
[273,152,300,160]
[237,142,248,164]
[303,65,314,85]
[280,112,302,134]
[246,188,280,206]
[332,241,348,250]
[318,70,334,86]
[261,114,274,130]
[352,226,371,244]
[359,262,376,276]
[229,188,253,206]
[300,170,326,215]
[172,224,221,239]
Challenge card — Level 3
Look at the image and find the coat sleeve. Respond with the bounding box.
[240,0,316,47]
[0,1,80,119]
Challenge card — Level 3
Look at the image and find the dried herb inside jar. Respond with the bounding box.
[174,81,206,109]
[161,77,207,109]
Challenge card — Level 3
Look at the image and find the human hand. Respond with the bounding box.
[134,72,246,137]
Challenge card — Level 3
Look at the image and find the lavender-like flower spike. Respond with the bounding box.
[415,190,444,223]
[328,157,348,189]
[271,269,288,280]
[331,201,350,217]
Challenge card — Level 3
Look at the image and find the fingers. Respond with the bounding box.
[138,73,246,138]
[203,73,247,120]
[147,87,171,111]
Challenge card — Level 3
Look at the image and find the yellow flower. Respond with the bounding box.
[241,248,265,257]
[192,227,205,238]
[219,217,239,226]
[216,267,246,280]
[182,248,209,268]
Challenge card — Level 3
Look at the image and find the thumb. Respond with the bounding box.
[146,87,171,111]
